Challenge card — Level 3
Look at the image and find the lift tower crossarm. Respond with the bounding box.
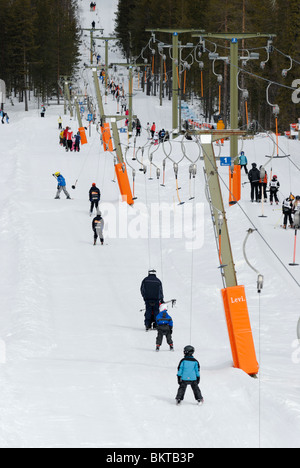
[192,32,276,164]
[145,28,205,138]
[93,37,118,95]
[82,28,104,64]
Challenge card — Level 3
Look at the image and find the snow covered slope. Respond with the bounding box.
[0,0,300,448]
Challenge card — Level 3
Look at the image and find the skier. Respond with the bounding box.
[269,175,280,205]
[58,116,62,129]
[151,122,156,139]
[258,166,268,202]
[74,131,81,152]
[92,212,104,245]
[136,119,141,137]
[155,304,174,352]
[89,183,101,216]
[282,195,295,229]
[248,163,260,202]
[175,346,204,406]
[239,151,248,174]
[140,270,164,331]
[146,122,151,138]
[66,128,73,152]
[293,196,300,229]
[53,172,71,199]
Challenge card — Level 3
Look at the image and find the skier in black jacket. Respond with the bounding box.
[89,183,101,216]
[141,270,164,331]
[248,163,260,202]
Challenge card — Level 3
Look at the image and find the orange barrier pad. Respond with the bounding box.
[229,164,241,205]
[115,163,134,206]
[79,127,87,145]
[222,285,259,375]
[101,123,114,152]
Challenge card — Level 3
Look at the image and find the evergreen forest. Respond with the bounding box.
[115,0,300,131]
[0,0,81,108]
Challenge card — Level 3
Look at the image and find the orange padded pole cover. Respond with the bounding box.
[79,127,87,145]
[101,123,114,152]
[229,164,241,205]
[221,285,259,375]
[115,163,134,206]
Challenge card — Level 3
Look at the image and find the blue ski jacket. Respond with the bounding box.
[156,311,173,328]
[240,154,248,165]
[57,175,66,187]
[177,356,200,381]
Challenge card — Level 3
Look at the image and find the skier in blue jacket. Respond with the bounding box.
[53,172,71,199]
[155,304,174,352]
[176,346,203,405]
[239,151,248,174]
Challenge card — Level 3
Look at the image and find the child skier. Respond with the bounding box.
[92,212,104,245]
[53,172,71,199]
[155,304,174,352]
[89,183,101,216]
[269,175,280,205]
[282,195,295,229]
[176,346,203,406]
[239,151,248,174]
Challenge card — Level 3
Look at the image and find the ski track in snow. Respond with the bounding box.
[0,0,299,449]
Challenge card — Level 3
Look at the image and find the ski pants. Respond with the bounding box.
[270,189,279,203]
[144,301,159,329]
[241,164,248,174]
[250,182,259,202]
[56,186,70,199]
[94,225,104,243]
[176,380,203,402]
[156,325,173,347]
[283,211,293,227]
[90,201,100,214]
[259,183,267,201]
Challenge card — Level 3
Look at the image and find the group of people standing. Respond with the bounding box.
[59,123,81,153]
[241,151,300,229]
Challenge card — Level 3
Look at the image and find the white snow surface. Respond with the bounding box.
[0,0,300,449]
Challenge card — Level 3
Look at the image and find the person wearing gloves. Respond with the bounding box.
[155,304,174,352]
[53,172,71,199]
[175,345,204,406]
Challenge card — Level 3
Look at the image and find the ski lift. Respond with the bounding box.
[265,83,290,159]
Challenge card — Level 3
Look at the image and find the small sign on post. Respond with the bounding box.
[220,157,232,166]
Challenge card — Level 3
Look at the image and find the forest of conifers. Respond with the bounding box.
[115,0,300,131]
[0,0,80,106]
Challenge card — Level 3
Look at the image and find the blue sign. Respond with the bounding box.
[220,157,232,166]
[232,38,238,44]
[87,113,93,122]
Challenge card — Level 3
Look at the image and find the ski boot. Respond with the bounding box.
[176,399,182,406]
[156,345,160,352]
[197,399,204,406]
[169,344,174,352]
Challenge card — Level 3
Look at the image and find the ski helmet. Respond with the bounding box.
[54,172,60,177]
[92,183,96,187]
[148,269,157,276]
[273,175,277,180]
[296,196,300,201]
[159,303,168,313]
[290,194,295,201]
[184,345,195,356]
[252,163,257,168]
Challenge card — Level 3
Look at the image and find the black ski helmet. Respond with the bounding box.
[184,345,195,356]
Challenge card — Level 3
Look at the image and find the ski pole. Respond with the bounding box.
[139,298,177,312]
